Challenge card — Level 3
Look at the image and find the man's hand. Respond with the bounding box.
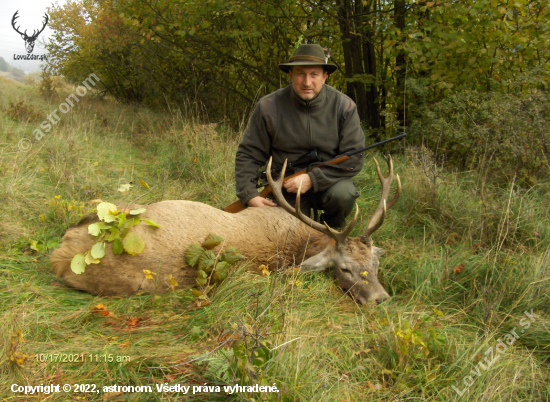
[247,196,277,207]
[284,174,312,194]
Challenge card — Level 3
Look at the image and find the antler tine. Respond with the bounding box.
[11,11,24,36]
[266,157,296,215]
[266,157,358,245]
[363,155,399,240]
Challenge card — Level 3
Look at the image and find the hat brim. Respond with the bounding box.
[279,62,338,74]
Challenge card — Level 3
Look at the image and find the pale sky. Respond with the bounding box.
[0,0,68,72]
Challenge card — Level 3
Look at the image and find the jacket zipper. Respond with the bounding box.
[306,102,312,148]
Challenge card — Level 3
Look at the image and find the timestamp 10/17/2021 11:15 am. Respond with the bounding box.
[36,353,131,363]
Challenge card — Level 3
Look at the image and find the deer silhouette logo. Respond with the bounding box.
[11,11,49,54]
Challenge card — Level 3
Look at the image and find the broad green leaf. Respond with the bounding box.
[112,237,124,255]
[198,250,216,273]
[201,233,223,249]
[123,233,145,255]
[185,244,204,267]
[84,251,100,265]
[196,269,208,286]
[91,242,106,259]
[220,247,245,264]
[30,240,39,251]
[105,227,120,242]
[213,261,229,283]
[88,222,111,236]
[97,202,118,223]
[129,208,147,215]
[71,254,86,274]
[143,219,161,228]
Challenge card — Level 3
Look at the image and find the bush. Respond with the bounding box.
[408,90,550,186]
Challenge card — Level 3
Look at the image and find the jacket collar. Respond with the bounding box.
[290,84,327,110]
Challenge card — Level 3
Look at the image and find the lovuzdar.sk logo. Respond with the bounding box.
[11,10,49,61]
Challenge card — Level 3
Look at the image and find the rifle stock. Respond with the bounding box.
[223,155,350,213]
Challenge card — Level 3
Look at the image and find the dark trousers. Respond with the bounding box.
[274,179,359,228]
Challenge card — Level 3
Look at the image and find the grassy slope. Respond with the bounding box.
[0,77,549,401]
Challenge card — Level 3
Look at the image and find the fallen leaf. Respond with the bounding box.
[259,264,270,276]
[143,269,156,279]
[140,179,150,189]
[91,303,110,316]
[453,264,465,274]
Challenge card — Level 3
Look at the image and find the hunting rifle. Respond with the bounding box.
[223,132,406,213]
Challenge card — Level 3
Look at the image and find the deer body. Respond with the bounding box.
[52,156,400,304]
[52,201,329,296]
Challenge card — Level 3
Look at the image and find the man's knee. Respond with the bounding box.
[321,179,359,214]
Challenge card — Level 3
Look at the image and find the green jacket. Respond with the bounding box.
[235,84,365,206]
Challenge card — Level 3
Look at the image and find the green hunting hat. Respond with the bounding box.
[278,44,337,74]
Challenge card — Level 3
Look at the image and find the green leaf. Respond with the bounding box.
[185,244,204,267]
[112,237,124,255]
[105,227,120,242]
[198,250,216,273]
[71,254,86,274]
[97,202,118,223]
[123,233,145,255]
[84,251,100,265]
[220,247,245,264]
[143,219,161,228]
[129,208,147,215]
[213,261,228,283]
[88,222,111,236]
[196,269,208,286]
[201,233,223,249]
[91,242,106,259]
[30,240,39,251]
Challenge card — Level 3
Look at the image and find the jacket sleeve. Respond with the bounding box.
[235,103,271,206]
[308,100,365,193]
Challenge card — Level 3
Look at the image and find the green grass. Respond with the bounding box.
[0,76,549,401]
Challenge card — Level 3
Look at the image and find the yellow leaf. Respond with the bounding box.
[143,269,156,279]
[140,179,150,189]
[432,308,444,316]
[168,274,178,291]
[259,264,270,276]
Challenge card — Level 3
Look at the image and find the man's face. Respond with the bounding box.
[289,65,328,102]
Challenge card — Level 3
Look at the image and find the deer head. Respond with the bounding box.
[266,155,401,305]
[12,11,49,54]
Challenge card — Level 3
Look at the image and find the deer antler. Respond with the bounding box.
[265,157,359,246]
[11,11,25,36]
[362,155,401,243]
[11,12,48,39]
[29,13,49,39]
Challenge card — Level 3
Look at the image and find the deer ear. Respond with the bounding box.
[372,246,385,257]
[300,249,330,272]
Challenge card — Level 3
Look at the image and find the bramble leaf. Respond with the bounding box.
[202,233,223,249]
[185,244,204,267]
[198,250,216,273]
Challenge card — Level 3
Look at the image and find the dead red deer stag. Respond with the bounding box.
[51,155,400,304]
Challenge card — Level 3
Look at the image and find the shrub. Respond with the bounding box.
[408,90,550,186]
